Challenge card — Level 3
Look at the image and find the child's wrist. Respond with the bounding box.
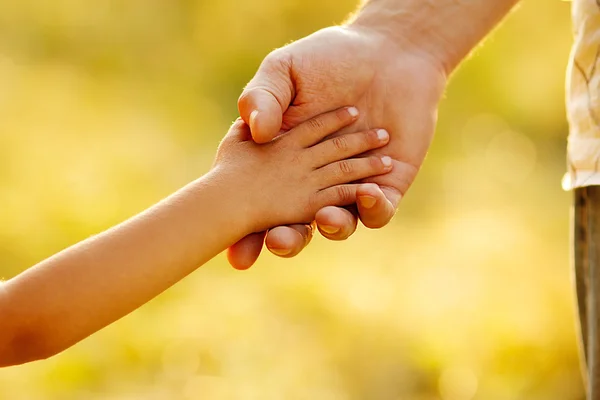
[201,167,260,239]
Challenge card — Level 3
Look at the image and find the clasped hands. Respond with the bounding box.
[225,26,447,270]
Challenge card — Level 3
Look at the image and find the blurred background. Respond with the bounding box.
[0,0,579,399]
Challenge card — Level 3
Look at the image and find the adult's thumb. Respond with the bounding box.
[238,53,295,143]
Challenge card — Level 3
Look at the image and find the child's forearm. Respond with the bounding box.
[0,106,389,366]
[0,170,246,366]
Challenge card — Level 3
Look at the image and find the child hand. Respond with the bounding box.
[213,107,392,234]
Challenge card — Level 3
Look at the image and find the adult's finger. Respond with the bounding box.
[227,231,267,270]
[238,52,295,143]
[315,206,358,241]
[265,224,314,258]
[358,159,416,228]
[355,183,397,229]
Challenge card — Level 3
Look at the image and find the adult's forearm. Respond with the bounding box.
[349,0,520,75]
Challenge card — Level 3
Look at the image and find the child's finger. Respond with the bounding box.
[316,155,393,188]
[313,184,377,211]
[288,107,359,148]
[309,129,390,168]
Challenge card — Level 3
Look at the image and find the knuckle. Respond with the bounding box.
[265,49,289,68]
[307,117,326,133]
[308,193,321,212]
[332,136,349,152]
[335,185,354,203]
[237,89,252,108]
[338,160,354,175]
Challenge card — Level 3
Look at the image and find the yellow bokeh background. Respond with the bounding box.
[0,1,582,399]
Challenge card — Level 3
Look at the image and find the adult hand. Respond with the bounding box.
[228,0,519,269]
[226,24,448,269]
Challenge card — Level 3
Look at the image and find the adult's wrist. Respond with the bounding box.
[346,1,451,76]
[346,0,519,76]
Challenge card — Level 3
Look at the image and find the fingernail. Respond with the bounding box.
[270,247,292,256]
[320,225,341,235]
[358,195,377,209]
[347,107,359,118]
[377,129,389,141]
[381,156,393,167]
[249,110,259,128]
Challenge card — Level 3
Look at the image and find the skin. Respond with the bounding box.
[228,0,521,270]
[0,107,392,367]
